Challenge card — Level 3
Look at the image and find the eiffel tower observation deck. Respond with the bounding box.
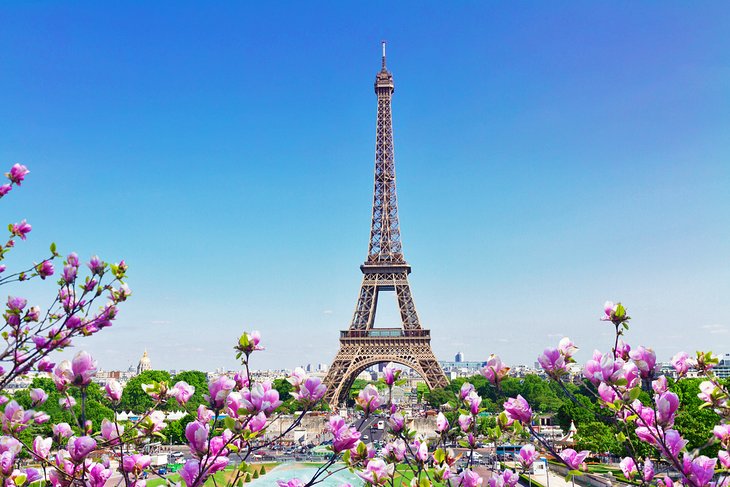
[323,43,448,407]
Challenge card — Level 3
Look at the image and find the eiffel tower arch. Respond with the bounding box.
[323,43,449,407]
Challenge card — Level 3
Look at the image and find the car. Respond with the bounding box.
[362,435,369,440]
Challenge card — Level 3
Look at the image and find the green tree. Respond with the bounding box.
[574,421,622,455]
[120,370,172,413]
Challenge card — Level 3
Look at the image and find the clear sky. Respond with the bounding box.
[1,2,729,373]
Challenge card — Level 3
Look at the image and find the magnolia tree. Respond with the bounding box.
[0,164,729,487]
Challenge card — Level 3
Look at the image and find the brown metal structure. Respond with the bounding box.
[323,43,449,407]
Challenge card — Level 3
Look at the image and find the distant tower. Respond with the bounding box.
[455,351,464,363]
[137,350,152,375]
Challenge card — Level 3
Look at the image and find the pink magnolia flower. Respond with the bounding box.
[601,301,629,325]
[411,439,428,462]
[88,462,112,487]
[538,347,568,378]
[185,421,209,456]
[291,377,327,406]
[328,415,360,453]
[436,412,449,432]
[671,352,692,377]
[233,370,249,390]
[122,454,151,474]
[87,256,104,275]
[247,411,267,433]
[70,351,97,387]
[33,411,50,424]
[206,375,236,409]
[356,458,394,485]
[180,459,201,487]
[287,367,307,388]
[383,439,406,462]
[197,404,213,423]
[643,459,655,482]
[0,401,35,433]
[105,380,123,402]
[388,412,405,433]
[597,383,619,403]
[10,220,31,240]
[67,436,97,463]
[37,358,54,372]
[661,429,687,458]
[36,260,54,279]
[713,424,730,443]
[59,396,76,410]
[24,467,42,485]
[101,418,124,444]
[459,382,475,401]
[241,382,282,415]
[629,346,657,379]
[652,375,668,394]
[171,381,195,406]
[656,391,679,425]
[620,457,637,479]
[459,469,483,487]
[495,470,519,487]
[697,381,720,405]
[458,414,473,432]
[0,185,11,197]
[718,450,730,469]
[503,395,532,424]
[7,164,29,185]
[560,449,589,470]
[356,385,381,414]
[383,362,400,386]
[683,454,716,487]
[615,339,631,360]
[29,388,48,407]
[583,351,620,385]
[52,422,73,438]
[32,436,52,459]
[236,331,264,355]
[464,390,482,415]
[519,444,540,469]
[277,481,304,487]
[558,337,578,359]
[480,355,509,386]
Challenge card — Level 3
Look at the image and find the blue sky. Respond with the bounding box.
[1,2,729,372]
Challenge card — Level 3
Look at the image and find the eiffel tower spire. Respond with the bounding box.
[367,40,403,265]
[323,43,448,407]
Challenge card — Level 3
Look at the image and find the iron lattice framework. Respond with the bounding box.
[323,43,449,406]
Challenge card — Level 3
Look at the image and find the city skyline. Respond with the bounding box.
[1,3,729,372]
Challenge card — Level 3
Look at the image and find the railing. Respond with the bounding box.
[340,329,430,338]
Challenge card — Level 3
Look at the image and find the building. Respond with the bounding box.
[137,350,152,375]
[455,351,464,363]
[716,354,730,379]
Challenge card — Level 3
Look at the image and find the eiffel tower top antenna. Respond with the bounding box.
[381,40,386,70]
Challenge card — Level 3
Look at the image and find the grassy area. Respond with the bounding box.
[145,463,279,487]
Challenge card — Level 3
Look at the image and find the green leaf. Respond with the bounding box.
[616,432,627,442]
[50,242,57,254]
[628,387,641,402]
[433,448,446,464]
[569,470,583,477]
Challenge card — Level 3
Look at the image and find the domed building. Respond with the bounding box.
[137,349,152,375]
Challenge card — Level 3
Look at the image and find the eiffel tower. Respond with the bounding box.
[323,43,449,406]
